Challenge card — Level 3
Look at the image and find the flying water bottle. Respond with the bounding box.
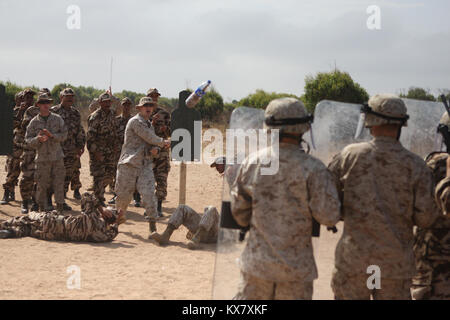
[186,80,211,108]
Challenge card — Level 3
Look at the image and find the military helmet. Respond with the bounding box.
[364,94,409,128]
[264,98,313,134]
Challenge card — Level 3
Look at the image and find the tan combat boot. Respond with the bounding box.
[187,227,207,250]
[149,224,175,246]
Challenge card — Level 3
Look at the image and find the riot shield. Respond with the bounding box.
[304,99,445,164]
[211,107,264,300]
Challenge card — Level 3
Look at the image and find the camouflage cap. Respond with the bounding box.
[36,93,53,104]
[98,92,112,102]
[23,88,36,96]
[15,91,24,100]
[147,88,161,96]
[121,97,133,105]
[210,156,226,168]
[137,97,156,107]
[365,94,409,128]
[39,88,51,95]
[60,87,75,96]
[264,98,312,134]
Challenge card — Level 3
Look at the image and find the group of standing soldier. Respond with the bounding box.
[1,86,172,219]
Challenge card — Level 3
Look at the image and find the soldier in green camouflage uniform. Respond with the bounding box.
[17,89,40,213]
[70,141,84,200]
[108,98,133,205]
[0,193,120,243]
[87,92,120,205]
[412,111,450,300]
[1,91,24,204]
[50,88,85,202]
[147,88,171,216]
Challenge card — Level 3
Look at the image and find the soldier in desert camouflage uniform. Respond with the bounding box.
[50,88,85,204]
[231,98,341,300]
[1,91,25,204]
[87,92,120,205]
[115,97,170,233]
[0,193,121,243]
[25,93,69,212]
[108,97,133,205]
[88,91,122,116]
[17,88,40,213]
[328,94,440,300]
[150,157,226,249]
[70,156,83,199]
[412,111,450,300]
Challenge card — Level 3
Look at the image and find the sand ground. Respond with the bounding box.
[0,153,341,299]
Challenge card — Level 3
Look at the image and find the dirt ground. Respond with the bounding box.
[0,153,341,300]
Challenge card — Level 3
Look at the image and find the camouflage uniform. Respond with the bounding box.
[412,152,450,300]
[25,109,67,210]
[111,112,132,189]
[0,193,118,242]
[50,94,86,194]
[3,93,25,195]
[115,98,165,222]
[150,108,171,202]
[89,95,122,116]
[87,93,119,203]
[169,205,219,243]
[328,94,439,300]
[70,157,82,191]
[231,98,341,300]
[18,105,40,201]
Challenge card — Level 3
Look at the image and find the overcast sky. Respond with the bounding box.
[1,0,449,101]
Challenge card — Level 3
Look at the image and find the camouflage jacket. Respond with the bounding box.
[25,113,68,162]
[118,114,164,169]
[328,136,440,279]
[16,105,40,150]
[412,152,450,297]
[0,193,118,242]
[231,143,341,282]
[50,104,85,155]
[87,108,119,154]
[88,96,122,116]
[149,107,171,159]
[116,114,132,147]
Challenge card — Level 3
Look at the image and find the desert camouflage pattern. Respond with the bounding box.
[169,205,219,243]
[412,152,450,300]
[115,114,164,220]
[230,143,341,283]
[328,136,440,299]
[88,95,122,116]
[50,104,86,193]
[0,193,118,242]
[234,272,313,300]
[111,114,132,189]
[25,113,67,208]
[331,271,412,300]
[150,108,171,201]
[70,157,82,191]
[18,106,40,200]
[87,108,119,202]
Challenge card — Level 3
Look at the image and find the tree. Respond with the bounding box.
[400,87,436,101]
[303,70,369,112]
[238,89,301,109]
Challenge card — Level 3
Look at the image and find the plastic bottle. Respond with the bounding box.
[186,80,211,108]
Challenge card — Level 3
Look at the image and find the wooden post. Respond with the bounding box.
[179,161,187,205]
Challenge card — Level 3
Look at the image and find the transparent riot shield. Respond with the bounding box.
[211,107,264,299]
[303,99,446,163]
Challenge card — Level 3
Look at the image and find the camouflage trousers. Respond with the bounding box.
[153,151,170,201]
[63,153,80,193]
[0,207,118,242]
[3,146,22,192]
[412,220,450,300]
[89,151,115,202]
[331,268,412,300]
[35,160,65,210]
[234,272,313,300]
[115,162,158,220]
[19,150,36,201]
[70,157,82,190]
[110,149,122,190]
[169,204,219,243]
